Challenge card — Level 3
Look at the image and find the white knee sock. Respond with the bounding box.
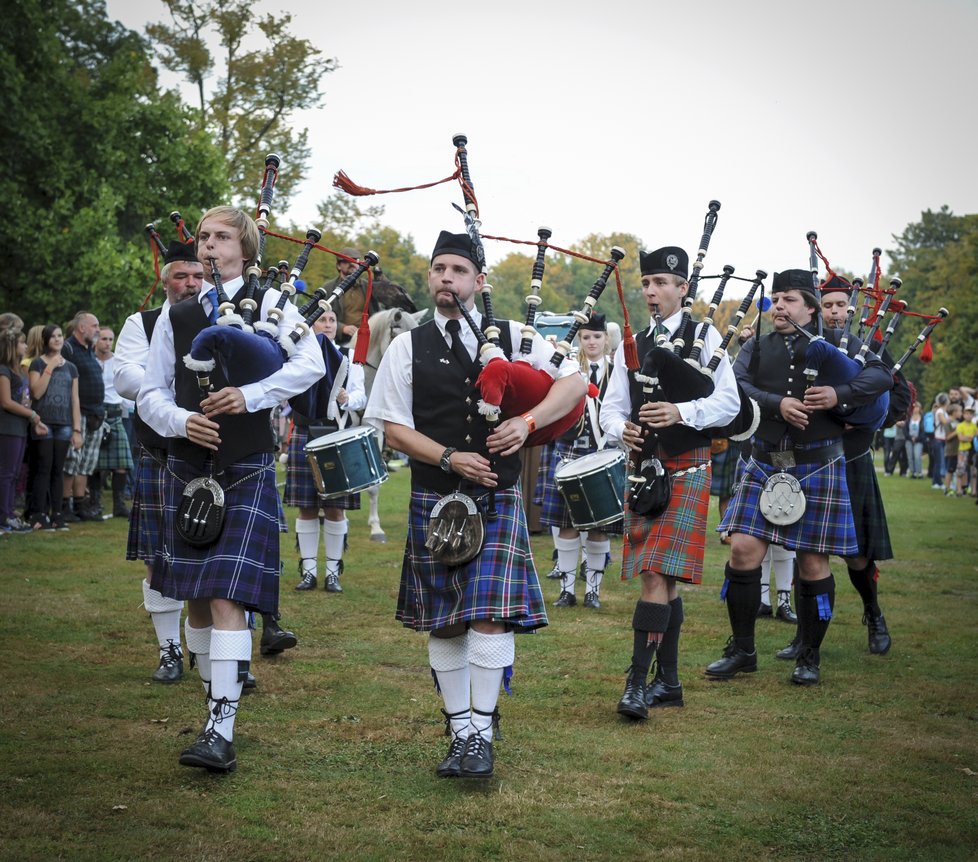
[771,545,796,593]
[428,633,470,738]
[142,577,183,653]
[323,518,346,576]
[760,546,773,605]
[208,628,252,742]
[468,630,515,742]
[584,537,610,592]
[185,620,213,695]
[554,535,580,595]
[296,517,320,578]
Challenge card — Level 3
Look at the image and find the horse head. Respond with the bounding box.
[353,307,429,394]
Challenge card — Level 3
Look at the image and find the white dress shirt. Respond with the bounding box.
[137,276,326,439]
[114,301,171,402]
[364,308,583,433]
[600,308,740,443]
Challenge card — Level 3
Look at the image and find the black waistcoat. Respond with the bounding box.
[169,288,275,468]
[133,306,168,452]
[628,328,712,457]
[411,318,521,494]
[752,331,845,444]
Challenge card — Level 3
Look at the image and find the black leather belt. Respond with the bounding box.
[752,442,844,467]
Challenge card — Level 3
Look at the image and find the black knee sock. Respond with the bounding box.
[655,597,684,686]
[723,563,762,652]
[797,575,835,651]
[630,600,672,680]
[847,560,880,616]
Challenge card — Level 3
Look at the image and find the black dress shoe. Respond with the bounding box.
[582,591,601,609]
[617,670,648,720]
[179,728,237,773]
[775,634,801,660]
[790,647,821,686]
[295,572,317,591]
[260,622,298,656]
[435,735,468,778]
[865,611,892,655]
[554,590,576,607]
[242,671,257,694]
[775,591,797,624]
[545,564,562,580]
[757,602,773,617]
[459,734,494,778]
[152,641,184,684]
[645,677,684,708]
[705,639,758,679]
[324,560,344,593]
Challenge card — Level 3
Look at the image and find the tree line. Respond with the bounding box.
[1,0,973,406]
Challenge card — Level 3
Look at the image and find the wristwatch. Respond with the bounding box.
[439,447,457,473]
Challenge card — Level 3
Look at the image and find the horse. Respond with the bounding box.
[349,306,428,541]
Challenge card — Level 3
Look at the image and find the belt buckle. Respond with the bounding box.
[770,450,796,470]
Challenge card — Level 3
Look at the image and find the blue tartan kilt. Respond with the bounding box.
[710,445,738,498]
[538,439,623,534]
[283,425,361,510]
[97,414,135,471]
[126,447,164,562]
[151,452,286,615]
[846,449,893,561]
[533,442,555,507]
[719,439,858,556]
[397,482,548,633]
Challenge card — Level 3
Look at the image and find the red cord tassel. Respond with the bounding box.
[352,271,374,365]
[873,328,883,342]
[622,324,639,370]
[920,335,934,363]
[333,170,379,196]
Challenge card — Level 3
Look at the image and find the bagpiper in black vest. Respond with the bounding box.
[411,317,521,494]
[168,287,276,469]
[627,327,712,458]
[133,306,168,454]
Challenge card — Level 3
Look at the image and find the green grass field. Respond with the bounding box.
[1,464,976,861]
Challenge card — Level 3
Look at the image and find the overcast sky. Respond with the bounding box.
[108,0,978,298]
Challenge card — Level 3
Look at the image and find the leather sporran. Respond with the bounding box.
[176,476,226,547]
[628,457,671,519]
[424,492,485,566]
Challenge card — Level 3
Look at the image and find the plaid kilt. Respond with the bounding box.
[845,449,893,561]
[621,446,711,584]
[64,425,101,476]
[397,482,548,633]
[533,442,555,507]
[539,439,623,534]
[710,445,738,498]
[150,452,286,615]
[719,438,858,556]
[126,447,165,562]
[97,414,135,471]
[283,425,360,510]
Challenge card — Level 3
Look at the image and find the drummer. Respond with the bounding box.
[600,246,740,720]
[540,313,621,610]
[286,309,366,594]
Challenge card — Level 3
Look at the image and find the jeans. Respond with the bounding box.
[905,439,924,477]
[930,439,946,484]
[0,433,27,522]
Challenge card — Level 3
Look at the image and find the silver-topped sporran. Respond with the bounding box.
[554,448,626,530]
[759,471,806,526]
[424,491,486,566]
[305,426,388,498]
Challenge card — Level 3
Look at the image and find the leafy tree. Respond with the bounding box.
[0,0,228,327]
[886,208,978,402]
[146,0,338,207]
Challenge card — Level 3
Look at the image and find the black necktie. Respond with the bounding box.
[589,363,600,386]
[445,319,472,374]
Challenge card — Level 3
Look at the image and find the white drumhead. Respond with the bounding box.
[554,447,624,480]
[306,425,375,451]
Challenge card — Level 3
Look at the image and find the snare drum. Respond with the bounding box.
[553,448,626,530]
[305,426,388,498]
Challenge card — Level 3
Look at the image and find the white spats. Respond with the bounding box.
[296,517,320,578]
[208,629,252,742]
[323,518,347,576]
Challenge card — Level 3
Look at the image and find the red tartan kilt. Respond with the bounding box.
[621,447,711,584]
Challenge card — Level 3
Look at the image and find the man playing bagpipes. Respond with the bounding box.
[364,230,586,779]
[600,246,741,720]
[138,206,325,772]
[707,270,892,687]
[772,276,908,661]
